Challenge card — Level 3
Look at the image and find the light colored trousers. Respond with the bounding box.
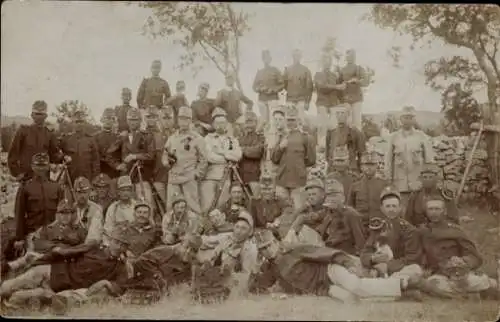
[317,104,344,148]
[426,272,494,296]
[348,101,363,131]
[275,185,306,211]
[257,100,280,130]
[0,264,52,297]
[166,180,202,214]
[199,178,231,215]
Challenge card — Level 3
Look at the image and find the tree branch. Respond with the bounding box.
[198,41,226,75]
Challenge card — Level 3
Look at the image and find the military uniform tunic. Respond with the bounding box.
[136,77,171,109]
[94,129,120,179]
[349,176,388,231]
[32,221,88,254]
[237,130,265,184]
[60,132,100,183]
[405,188,459,227]
[325,125,365,172]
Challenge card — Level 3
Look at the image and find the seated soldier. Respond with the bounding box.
[419,195,498,300]
[73,176,105,246]
[405,163,459,227]
[162,193,199,245]
[218,183,251,224]
[91,173,115,215]
[365,217,394,278]
[103,175,137,246]
[0,225,131,308]
[29,200,87,255]
[124,201,160,259]
[360,187,424,299]
[249,229,414,302]
[204,209,234,236]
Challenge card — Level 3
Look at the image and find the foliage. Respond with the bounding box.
[383,113,400,132]
[441,83,482,135]
[139,2,252,93]
[366,4,499,119]
[361,116,381,139]
[52,100,95,125]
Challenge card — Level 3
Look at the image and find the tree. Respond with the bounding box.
[52,100,94,125]
[362,116,381,139]
[140,2,251,93]
[441,83,482,135]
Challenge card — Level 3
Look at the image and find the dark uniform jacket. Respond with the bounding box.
[136,77,171,109]
[7,124,62,178]
[115,104,133,133]
[405,188,459,227]
[237,130,265,183]
[214,88,253,123]
[60,132,100,183]
[145,127,169,184]
[419,222,482,274]
[250,197,290,230]
[326,125,365,172]
[191,98,216,128]
[94,129,120,179]
[271,130,316,189]
[252,65,284,102]
[360,217,423,274]
[339,64,367,104]
[349,176,388,230]
[314,68,342,107]
[107,130,156,183]
[126,223,160,258]
[283,64,313,103]
[329,171,354,202]
[32,221,88,254]
[15,176,64,240]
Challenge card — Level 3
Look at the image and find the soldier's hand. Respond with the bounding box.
[116,163,127,172]
[335,83,347,91]
[13,240,25,251]
[63,155,72,163]
[15,174,25,182]
[279,137,288,149]
[52,247,64,255]
[124,154,137,163]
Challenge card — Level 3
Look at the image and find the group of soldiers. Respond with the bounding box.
[0,50,498,314]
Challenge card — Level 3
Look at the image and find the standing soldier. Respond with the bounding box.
[252,50,284,132]
[73,177,104,246]
[237,110,265,196]
[162,106,207,215]
[338,49,370,131]
[349,151,389,233]
[191,83,216,137]
[94,108,120,191]
[59,111,100,184]
[262,107,287,179]
[283,49,313,127]
[325,104,365,174]
[405,163,459,227]
[165,80,189,129]
[314,54,345,150]
[115,88,134,135]
[91,173,114,215]
[385,106,435,205]
[12,153,64,256]
[8,100,62,181]
[214,72,254,137]
[270,106,316,211]
[200,108,243,214]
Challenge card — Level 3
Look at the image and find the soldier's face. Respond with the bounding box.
[421,173,437,189]
[233,220,252,242]
[261,184,275,199]
[173,201,187,215]
[260,239,279,259]
[336,110,348,124]
[292,51,302,63]
[75,190,90,205]
[286,117,298,130]
[31,112,47,125]
[160,110,174,129]
[230,186,244,203]
[273,113,285,130]
[176,82,185,93]
[381,197,401,219]
[425,200,445,223]
[362,163,377,177]
[127,118,141,131]
[346,51,356,64]
[58,211,74,226]
[145,115,158,128]
[151,64,161,76]
[122,93,131,104]
[306,187,325,206]
[134,206,151,224]
[118,187,133,200]
[96,186,108,199]
[178,117,191,131]
[198,87,208,98]
[101,117,115,129]
[213,116,228,134]
[32,164,50,177]
[262,53,272,65]
[324,191,344,208]
[400,115,415,128]
[244,118,257,132]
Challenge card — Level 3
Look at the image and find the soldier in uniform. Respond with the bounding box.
[162,106,207,214]
[283,49,313,127]
[325,104,365,174]
[237,110,265,197]
[124,201,159,259]
[270,106,316,211]
[262,107,287,179]
[200,108,243,214]
[115,88,134,134]
[94,108,120,185]
[60,110,100,183]
[252,50,284,132]
[91,173,114,215]
[13,153,64,256]
[327,151,355,202]
[164,80,189,129]
[106,108,155,207]
[218,183,251,224]
[103,176,137,246]
[191,82,216,137]
[385,106,434,206]
[349,151,389,233]
[162,194,199,245]
[136,60,171,114]
[405,163,459,227]
[418,195,498,299]
[214,72,254,137]
[360,187,424,294]
[73,177,104,246]
[30,199,87,254]
[8,100,63,180]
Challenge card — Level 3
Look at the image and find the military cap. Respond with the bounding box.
[237,210,254,233]
[360,151,379,164]
[135,200,151,211]
[32,100,48,114]
[102,108,116,118]
[401,106,417,117]
[420,163,440,175]
[117,175,133,189]
[32,152,49,166]
[212,107,227,120]
[127,108,142,120]
[122,87,132,94]
[92,173,111,187]
[171,193,187,207]
[182,233,203,250]
[272,105,286,117]
[380,186,401,201]
[254,229,275,250]
[260,171,274,185]
[324,176,344,194]
[57,199,76,214]
[74,176,91,192]
[368,217,387,231]
[305,177,325,191]
[178,106,193,119]
[145,105,159,117]
[199,82,210,90]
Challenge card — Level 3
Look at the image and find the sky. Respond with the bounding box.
[1,1,482,122]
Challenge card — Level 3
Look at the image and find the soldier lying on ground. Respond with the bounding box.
[249,229,415,303]
[418,195,498,300]
[162,194,199,245]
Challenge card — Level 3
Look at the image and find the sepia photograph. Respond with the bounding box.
[0,1,499,320]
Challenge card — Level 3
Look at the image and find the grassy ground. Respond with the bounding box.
[2,208,499,321]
